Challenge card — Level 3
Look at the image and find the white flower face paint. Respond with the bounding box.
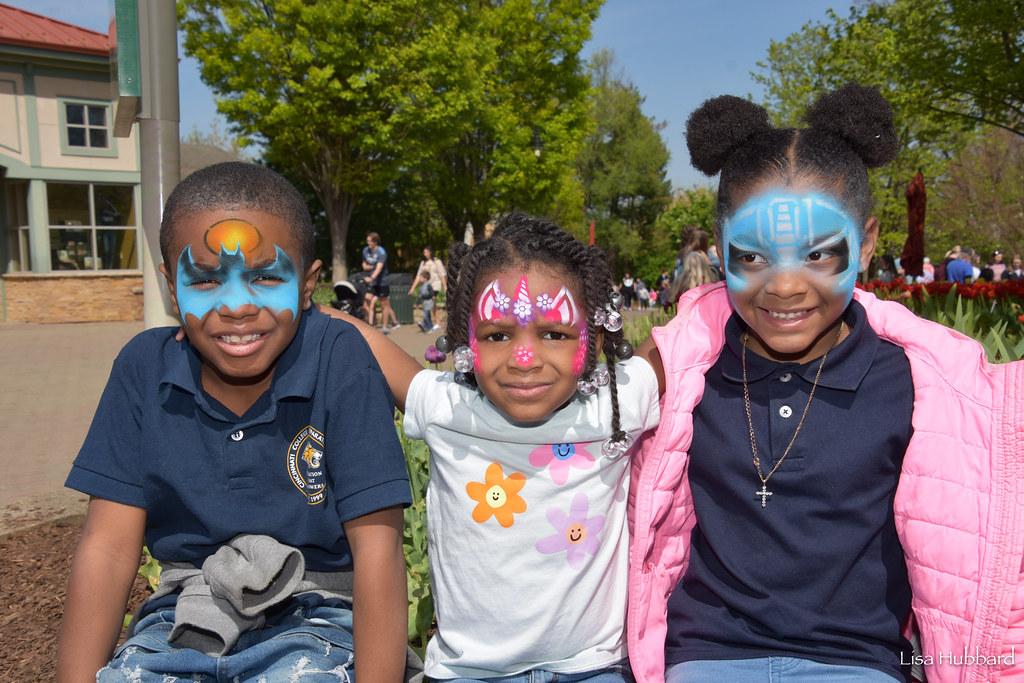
[723,191,861,307]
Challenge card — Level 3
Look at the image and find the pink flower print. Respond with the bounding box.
[514,344,534,366]
[529,442,595,485]
[535,492,605,569]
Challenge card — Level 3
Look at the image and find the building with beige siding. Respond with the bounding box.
[0,3,142,322]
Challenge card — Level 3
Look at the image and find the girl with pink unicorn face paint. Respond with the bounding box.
[324,213,661,681]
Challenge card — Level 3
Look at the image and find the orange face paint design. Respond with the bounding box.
[204,219,262,264]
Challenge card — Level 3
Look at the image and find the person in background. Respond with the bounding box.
[1005,254,1023,281]
[362,232,399,331]
[987,250,1006,281]
[946,249,974,284]
[919,256,935,283]
[636,279,650,310]
[409,245,447,333]
[621,272,636,310]
[936,245,959,281]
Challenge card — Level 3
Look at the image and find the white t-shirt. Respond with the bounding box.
[404,357,660,678]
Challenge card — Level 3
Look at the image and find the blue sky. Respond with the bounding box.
[11,0,843,189]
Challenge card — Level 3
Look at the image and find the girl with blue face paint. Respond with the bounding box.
[628,85,1024,683]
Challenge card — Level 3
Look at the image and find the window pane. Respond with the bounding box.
[87,105,106,126]
[66,103,84,125]
[97,229,137,269]
[50,228,92,270]
[47,183,90,226]
[67,126,86,147]
[93,185,135,226]
[89,128,108,148]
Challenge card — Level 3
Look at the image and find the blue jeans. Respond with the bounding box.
[432,661,632,683]
[99,596,355,682]
[421,296,436,331]
[665,657,900,682]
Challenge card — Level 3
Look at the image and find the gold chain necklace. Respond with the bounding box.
[741,323,844,508]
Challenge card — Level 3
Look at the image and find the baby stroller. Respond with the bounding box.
[330,275,368,321]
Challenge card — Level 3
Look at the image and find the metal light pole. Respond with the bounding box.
[137,0,180,328]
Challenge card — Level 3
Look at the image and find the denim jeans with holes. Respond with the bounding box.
[99,594,355,682]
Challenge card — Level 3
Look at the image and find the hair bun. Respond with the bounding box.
[686,96,773,176]
[804,84,898,168]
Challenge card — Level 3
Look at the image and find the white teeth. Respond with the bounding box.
[768,310,806,320]
[220,333,261,344]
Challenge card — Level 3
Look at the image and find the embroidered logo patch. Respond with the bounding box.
[287,425,326,505]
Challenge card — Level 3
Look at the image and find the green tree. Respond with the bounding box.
[179,0,473,278]
[753,0,1023,256]
[753,5,968,255]
[425,0,601,243]
[578,50,671,274]
[931,127,1024,258]
[629,187,715,285]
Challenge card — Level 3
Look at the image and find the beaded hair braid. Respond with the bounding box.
[441,213,632,447]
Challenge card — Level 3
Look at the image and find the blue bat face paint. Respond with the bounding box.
[723,191,861,306]
[175,244,299,322]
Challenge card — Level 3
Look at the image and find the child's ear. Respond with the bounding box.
[159,262,182,319]
[859,217,879,272]
[301,259,323,311]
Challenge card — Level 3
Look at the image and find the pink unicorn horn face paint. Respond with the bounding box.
[468,267,589,424]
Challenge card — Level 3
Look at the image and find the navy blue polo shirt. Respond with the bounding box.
[66,306,411,572]
[665,301,915,681]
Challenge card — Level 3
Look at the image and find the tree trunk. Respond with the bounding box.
[324,190,356,281]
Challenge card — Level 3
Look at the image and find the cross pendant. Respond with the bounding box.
[755,484,773,508]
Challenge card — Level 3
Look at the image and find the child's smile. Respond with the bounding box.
[470,265,587,425]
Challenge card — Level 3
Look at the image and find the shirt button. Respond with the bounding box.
[778,405,793,418]
[779,372,793,383]
[230,430,244,441]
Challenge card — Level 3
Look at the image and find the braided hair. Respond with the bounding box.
[441,212,632,446]
[685,83,899,232]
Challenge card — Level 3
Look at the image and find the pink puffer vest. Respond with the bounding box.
[627,283,1024,682]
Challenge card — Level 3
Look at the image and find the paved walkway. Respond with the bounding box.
[0,317,443,534]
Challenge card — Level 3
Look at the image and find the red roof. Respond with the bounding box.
[0,3,109,57]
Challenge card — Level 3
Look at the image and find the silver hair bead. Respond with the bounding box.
[453,345,475,374]
[615,340,634,360]
[608,291,624,310]
[603,310,623,332]
[592,366,611,387]
[577,378,598,396]
[435,335,451,354]
[592,308,608,326]
[601,432,634,460]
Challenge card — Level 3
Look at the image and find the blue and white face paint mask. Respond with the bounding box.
[176,244,299,322]
[723,191,862,306]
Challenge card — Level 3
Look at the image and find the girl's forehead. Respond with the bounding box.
[475,264,582,298]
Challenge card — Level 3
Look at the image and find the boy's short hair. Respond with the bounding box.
[366,232,381,244]
[160,162,315,269]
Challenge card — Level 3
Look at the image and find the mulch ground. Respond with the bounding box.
[0,515,149,681]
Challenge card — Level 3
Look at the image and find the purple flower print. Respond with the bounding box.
[528,442,595,485]
[535,493,605,569]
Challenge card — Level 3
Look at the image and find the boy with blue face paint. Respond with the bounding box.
[629,86,1024,683]
[58,162,413,682]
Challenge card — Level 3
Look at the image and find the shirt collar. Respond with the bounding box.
[720,301,878,391]
[160,306,328,402]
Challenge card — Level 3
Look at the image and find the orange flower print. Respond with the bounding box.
[466,463,527,528]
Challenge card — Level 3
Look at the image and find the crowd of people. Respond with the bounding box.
[873,246,1023,286]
